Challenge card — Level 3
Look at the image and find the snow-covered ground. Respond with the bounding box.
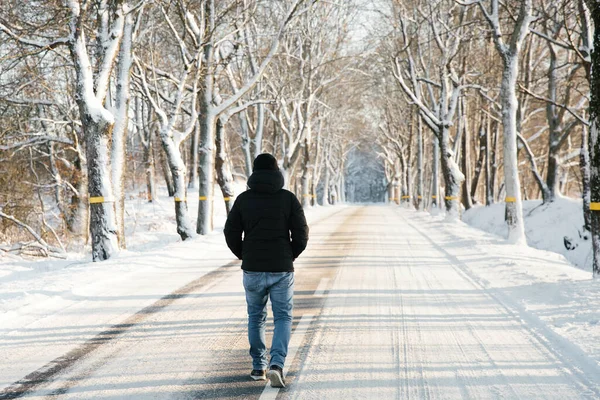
[0,185,221,330]
[0,185,338,327]
[0,185,340,391]
[292,208,600,398]
[463,197,592,271]
[3,199,600,398]
[414,210,600,364]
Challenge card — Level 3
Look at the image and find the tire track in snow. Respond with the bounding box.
[0,260,241,400]
[401,229,520,399]
[282,208,380,400]
[1,206,353,400]
[275,207,365,400]
[398,209,600,398]
[178,207,363,400]
[420,252,521,400]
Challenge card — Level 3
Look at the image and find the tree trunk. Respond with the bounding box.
[489,120,499,205]
[215,118,235,214]
[253,102,265,160]
[144,129,156,203]
[281,166,291,191]
[331,184,338,205]
[197,0,216,235]
[405,163,412,205]
[188,121,200,189]
[544,42,560,204]
[460,101,473,210]
[111,14,134,249]
[484,118,492,205]
[68,2,123,261]
[339,169,346,203]
[159,130,194,240]
[137,96,156,203]
[582,115,592,231]
[322,164,330,206]
[68,138,88,236]
[159,138,175,197]
[405,120,414,208]
[311,129,323,207]
[83,116,119,261]
[240,112,254,178]
[439,126,463,219]
[500,55,526,244]
[431,136,440,209]
[301,139,311,208]
[586,0,600,275]
[471,118,486,203]
[197,112,215,234]
[417,115,424,210]
[398,156,405,204]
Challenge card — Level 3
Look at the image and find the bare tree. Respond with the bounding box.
[466,0,532,243]
[1,1,143,260]
[583,0,600,275]
[393,1,471,220]
[111,4,141,248]
[516,1,588,204]
[196,0,309,235]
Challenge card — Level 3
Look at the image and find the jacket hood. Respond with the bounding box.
[248,170,284,193]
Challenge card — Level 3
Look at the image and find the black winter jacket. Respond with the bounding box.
[224,170,309,272]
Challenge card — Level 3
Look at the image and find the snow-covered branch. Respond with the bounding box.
[213,0,308,117]
[393,57,441,127]
[0,22,69,50]
[0,211,66,258]
[516,133,547,194]
[518,84,588,126]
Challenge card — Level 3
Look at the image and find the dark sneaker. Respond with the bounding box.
[250,369,266,381]
[268,365,285,388]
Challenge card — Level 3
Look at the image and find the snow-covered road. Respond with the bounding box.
[3,206,600,399]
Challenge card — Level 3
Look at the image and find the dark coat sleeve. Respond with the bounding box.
[289,194,309,259]
[224,198,243,259]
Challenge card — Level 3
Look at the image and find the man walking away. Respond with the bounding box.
[224,153,309,388]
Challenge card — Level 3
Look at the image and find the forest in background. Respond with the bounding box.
[0,0,598,270]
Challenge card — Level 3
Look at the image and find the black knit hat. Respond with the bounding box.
[253,153,279,171]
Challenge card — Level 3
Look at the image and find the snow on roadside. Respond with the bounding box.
[462,197,592,271]
[0,184,337,333]
[0,182,339,389]
[408,208,600,369]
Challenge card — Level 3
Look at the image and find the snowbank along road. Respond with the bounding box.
[2,205,600,399]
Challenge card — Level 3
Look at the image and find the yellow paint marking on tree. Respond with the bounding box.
[89,197,114,204]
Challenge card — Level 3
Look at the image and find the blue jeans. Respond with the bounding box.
[243,271,294,370]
